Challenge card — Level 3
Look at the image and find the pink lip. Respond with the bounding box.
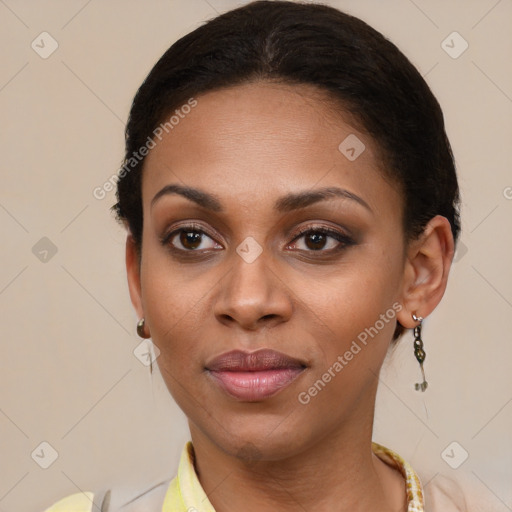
[206,349,307,401]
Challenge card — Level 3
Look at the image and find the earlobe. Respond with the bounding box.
[397,215,455,329]
[126,234,144,319]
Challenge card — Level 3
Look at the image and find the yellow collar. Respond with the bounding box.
[162,441,424,511]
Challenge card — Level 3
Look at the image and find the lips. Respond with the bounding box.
[206,349,306,372]
[205,349,307,401]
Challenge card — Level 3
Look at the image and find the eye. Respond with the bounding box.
[161,223,354,255]
[162,223,222,252]
[287,226,354,252]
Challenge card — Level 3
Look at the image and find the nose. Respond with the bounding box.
[213,247,293,331]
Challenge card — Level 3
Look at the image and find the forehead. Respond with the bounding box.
[141,81,398,218]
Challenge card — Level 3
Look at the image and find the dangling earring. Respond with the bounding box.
[412,313,427,392]
[136,318,153,374]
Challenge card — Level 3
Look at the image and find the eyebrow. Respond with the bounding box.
[151,184,372,213]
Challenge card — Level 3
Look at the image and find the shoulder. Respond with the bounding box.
[423,474,468,511]
[43,488,111,512]
[42,443,191,511]
[43,479,174,512]
[43,491,96,512]
[423,473,506,512]
[109,479,171,510]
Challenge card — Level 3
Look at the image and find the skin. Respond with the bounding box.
[126,81,454,512]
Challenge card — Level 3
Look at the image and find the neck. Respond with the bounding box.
[189,397,406,512]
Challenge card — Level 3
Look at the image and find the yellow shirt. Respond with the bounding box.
[44,441,424,511]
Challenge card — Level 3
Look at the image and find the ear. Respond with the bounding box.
[126,233,144,320]
[396,215,455,329]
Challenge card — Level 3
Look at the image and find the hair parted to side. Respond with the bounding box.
[113,0,461,340]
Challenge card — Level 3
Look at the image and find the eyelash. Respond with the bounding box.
[161,222,355,257]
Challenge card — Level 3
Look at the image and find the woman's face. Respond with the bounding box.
[129,82,410,460]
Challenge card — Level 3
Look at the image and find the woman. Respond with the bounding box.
[45,1,464,510]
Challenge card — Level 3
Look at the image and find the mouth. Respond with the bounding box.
[205,349,307,401]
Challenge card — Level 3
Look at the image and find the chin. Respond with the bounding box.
[196,411,311,462]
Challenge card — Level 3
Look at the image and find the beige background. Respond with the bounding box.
[0,0,511,511]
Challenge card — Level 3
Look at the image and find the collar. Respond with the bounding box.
[162,441,424,511]
[371,442,425,512]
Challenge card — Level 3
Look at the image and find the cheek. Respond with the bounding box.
[296,291,398,419]
[300,250,402,368]
[139,250,213,368]
[140,262,209,410]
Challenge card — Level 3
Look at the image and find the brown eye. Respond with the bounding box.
[170,229,220,251]
[161,223,222,253]
[303,232,329,250]
[288,227,354,253]
[178,230,203,250]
